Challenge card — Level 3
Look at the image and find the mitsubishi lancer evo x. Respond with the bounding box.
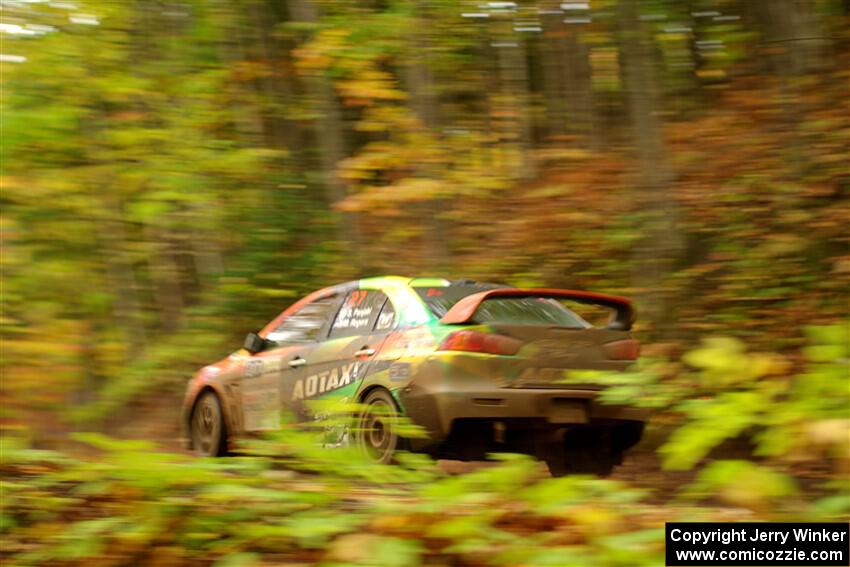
[182,276,648,475]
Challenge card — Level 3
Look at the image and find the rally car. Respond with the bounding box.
[182,276,648,475]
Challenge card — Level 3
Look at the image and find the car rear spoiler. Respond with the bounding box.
[439,288,636,331]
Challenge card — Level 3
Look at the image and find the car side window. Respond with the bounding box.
[328,290,387,339]
[266,295,339,345]
[374,298,396,331]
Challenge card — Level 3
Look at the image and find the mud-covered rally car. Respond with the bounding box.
[182,276,648,475]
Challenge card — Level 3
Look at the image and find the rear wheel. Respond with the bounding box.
[190,391,227,457]
[544,426,620,477]
[545,446,620,477]
[356,389,401,464]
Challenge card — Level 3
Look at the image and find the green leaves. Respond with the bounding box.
[803,323,850,362]
[682,337,783,388]
[684,460,799,510]
[660,324,849,471]
[326,534,423,566]
[660,391,773,470]
[2,0,848,562]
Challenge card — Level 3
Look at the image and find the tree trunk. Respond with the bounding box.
[541,9,568,139]
[250,1,301,151]
[749,0,832,75]
[562,28,598,147]
[747,0,834,182]
[493,18,536,180]
[98,206,147,355]
[146,225,185,333]
[618,0,680,329]
[406,1,449,271]
[289,0,361,266]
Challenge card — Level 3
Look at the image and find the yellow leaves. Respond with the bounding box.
[658,32,689,43]
[804,419,850,470]
[567,505,623,535]
[230,61,274,82]
[686,461,799,512]
[696,68,727,80]
[337,179,446,215]
[293,28,351,74]
[757,234,808,258]
[534,148,594,164]
[295,26,407,111]
[355,105,420,133]
[325,533,386,563]
[339,69,407,106]
[831,256,850,274]
[339,143,408,181]
[370,513,417,532]
[0,176,53,203]
[293,48,334,73]
[525,185,572,199]
[0,176,29,191]
[682,337,788,388]
[590,47,621,90]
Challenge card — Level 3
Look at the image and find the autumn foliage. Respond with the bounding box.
[0,0,848,564]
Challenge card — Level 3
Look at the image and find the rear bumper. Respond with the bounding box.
[397,357,650,449]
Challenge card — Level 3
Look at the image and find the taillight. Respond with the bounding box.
[439,330,522,356]
[603,339,640,360]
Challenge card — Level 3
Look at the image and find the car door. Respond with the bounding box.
[289,289,396,417]
[240,293,341,431]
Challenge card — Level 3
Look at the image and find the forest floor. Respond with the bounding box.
[106,390,696,502]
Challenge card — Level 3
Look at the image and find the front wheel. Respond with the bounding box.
[190,391,227,457]
[356,389,402,464]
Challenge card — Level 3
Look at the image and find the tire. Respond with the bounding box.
[544,426,619,477]
[190,391,227,457]
[545,447,619,477]
[356,389,402,464]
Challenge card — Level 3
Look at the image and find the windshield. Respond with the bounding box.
[414,286,590,328]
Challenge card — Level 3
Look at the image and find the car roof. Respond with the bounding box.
[261,276,509,336]
[348,276,506,326]
[356,276,504,290]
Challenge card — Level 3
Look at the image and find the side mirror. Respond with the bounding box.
[243,332,267,354]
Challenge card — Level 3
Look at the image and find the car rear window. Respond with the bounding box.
[413,285,589,328]
[413,285,500,318]
[472,297,589,328]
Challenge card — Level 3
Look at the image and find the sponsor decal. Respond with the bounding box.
[332,290,378,332]
[245,357,282,378]
[245,358,264,378]
[376,309,394,330]
[333,305,375,331]
[388,362,412,380]
[243,375,280,430]
[380,327,437,359]
[292,361,362,401]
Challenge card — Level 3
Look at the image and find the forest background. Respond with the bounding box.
[1,0,848,565]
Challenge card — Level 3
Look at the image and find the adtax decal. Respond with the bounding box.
[292,361,363,401]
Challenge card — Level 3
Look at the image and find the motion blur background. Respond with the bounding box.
[1,0,848,565]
